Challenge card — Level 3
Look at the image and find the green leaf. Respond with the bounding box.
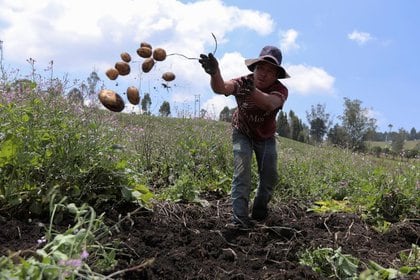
[21,113,30,123]
[308,199,354,213]
[134,184,151,195]
[399,266,417,274]
[132,184,154,206]
[116,160,127,169]
[121,186,133,201]
[0,135,20,167]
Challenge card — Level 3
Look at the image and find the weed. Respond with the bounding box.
[299,247,359,279]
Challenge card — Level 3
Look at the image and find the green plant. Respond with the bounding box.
[0,202,116,279]
[359,261,403,280]
[307,199,354,214]
[358,244,418,279]
[0,93,153,218]
[398,244,420,269]
[162,171,200,203]
[373,189,410,223]
[299,247,359,279]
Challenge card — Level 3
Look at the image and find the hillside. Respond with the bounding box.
[0,94,419,279]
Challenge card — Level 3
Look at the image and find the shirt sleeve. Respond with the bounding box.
[270,84,288,110]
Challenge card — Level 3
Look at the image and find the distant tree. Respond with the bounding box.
[200,109,208,119]
[87,71,101,99]
[141,93,152,115]
[80,82,88,99]
[276,111,290,137]
[386,124,393,142]
[219,106,233,122]
[409,127,417,140]
[373,131,386,141]
[68,88,84,105]
[289,110,304,141]
[339,98,377,151]
[298,123,310,143]
[306,104,332,143]
[392,129,406,155]
[327,124,348,148]
[309,117,327,143]
[364,126,377,142]
[159,101,171,117]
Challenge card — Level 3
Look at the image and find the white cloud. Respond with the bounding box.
[280,29,300,53]
[348,30,373,45]
[0,0,275,69]
[0,0,277,117]
[218,52,249,80]
[0,0,339,118]
[283,64,335,95]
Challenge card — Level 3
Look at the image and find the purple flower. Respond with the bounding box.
[80,250,89,260]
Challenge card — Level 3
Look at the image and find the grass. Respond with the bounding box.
[366,140,420,150]
[276,137,419,220]
[0,88,419,279]
[1,89,418,221]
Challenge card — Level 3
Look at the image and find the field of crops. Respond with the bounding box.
[0,91,419,279]
[367,141,420,150]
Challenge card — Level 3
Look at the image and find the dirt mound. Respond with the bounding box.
[1,194,418,279]
[103,195,418,279]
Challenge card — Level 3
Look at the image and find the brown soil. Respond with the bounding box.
[1,193,419,279]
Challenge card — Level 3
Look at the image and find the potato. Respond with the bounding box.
[162,72,176,82]
[98,89,125,112]
[120,52,131,63]
[115,61,130,76]
[140,42,152,49]
[105,68,119,80]
[137,47,152,58]
[153,47,167,61]
[142,58,155,73]
[126,86,140,105]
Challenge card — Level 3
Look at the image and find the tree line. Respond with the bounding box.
[219,98,419,158]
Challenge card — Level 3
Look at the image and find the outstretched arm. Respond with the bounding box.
[249,88,286,111]
[199,53,235,95]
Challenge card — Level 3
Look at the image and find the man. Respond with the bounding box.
[199,46,290,228]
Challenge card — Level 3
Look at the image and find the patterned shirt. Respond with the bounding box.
[231,74,288,140]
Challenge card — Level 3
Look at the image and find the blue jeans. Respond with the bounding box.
[231,129,278,222]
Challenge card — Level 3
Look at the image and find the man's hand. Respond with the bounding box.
[235,77,255,96]
[199,53,219,75]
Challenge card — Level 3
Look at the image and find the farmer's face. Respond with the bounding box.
[253,61,278,89]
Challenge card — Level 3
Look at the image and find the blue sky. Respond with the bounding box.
[0,0,418,132]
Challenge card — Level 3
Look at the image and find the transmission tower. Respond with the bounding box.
[194,94,201,118]
[0,40,3,64]
[0,40,4,72]
[0,40,4,91]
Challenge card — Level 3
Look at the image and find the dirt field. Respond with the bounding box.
[1,193,419,279]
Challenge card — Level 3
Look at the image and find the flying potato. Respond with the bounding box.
[137,47,152,58]
[140,42,152,49]
[105,68,119,80]
[142,58,155,73]
[120,52,131,63]
[162,72,176,82]
[98,89,125,112]
[126,86,140,105]
[153,48,167,61]
[115,61,130,76]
